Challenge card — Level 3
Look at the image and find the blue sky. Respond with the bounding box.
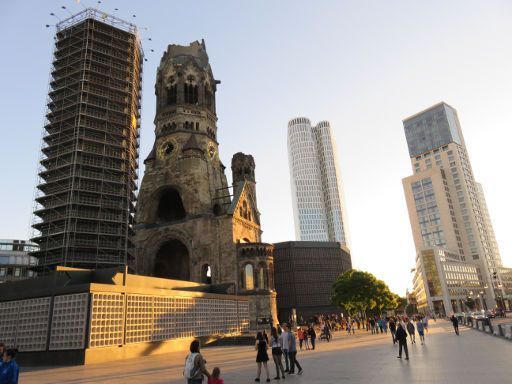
[1,0,512,294]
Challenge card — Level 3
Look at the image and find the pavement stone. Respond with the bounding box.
[21,320,512,383]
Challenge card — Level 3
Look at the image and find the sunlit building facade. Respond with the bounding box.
[287,118,349,245]
[412,246,487,315]
[403,102,510,312]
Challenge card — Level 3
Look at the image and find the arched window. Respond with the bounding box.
[258,263,268,289]
[184,83,198,104]
[244,264,254,290]
[157,189,186,222]
[242,201,248,220]
[268,263,274,290]
[167,84,177,105]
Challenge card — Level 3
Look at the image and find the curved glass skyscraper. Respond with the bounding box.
[287,118,349,246]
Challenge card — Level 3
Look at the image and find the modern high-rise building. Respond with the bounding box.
[31,9,143,272]
[287,118,349,245]
[0,239,38,282]
[402,102,511,312]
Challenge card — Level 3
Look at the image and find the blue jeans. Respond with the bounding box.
[283,349,289,370]
[188,379,202,384]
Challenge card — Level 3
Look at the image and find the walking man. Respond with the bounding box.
[308,326,316,350]
[288,328,304,375]
[406,319,416,344]
[280,323,291,372]
[395,323,409,360]
[415,318,425,345]
[450,313,460,335]
[389,318,397,344]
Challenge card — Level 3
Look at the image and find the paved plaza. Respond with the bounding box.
[22,320,512,383]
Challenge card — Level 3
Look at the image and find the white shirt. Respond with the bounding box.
[280,331,290,350]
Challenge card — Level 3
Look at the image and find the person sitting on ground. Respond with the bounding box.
[208,367,224,384]
[0,349,19,384]
[184,340,211,384]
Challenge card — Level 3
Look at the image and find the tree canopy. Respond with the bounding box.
[331,270,398,316]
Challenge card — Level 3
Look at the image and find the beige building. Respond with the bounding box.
[412,246,487,314]
[403,102,510,312]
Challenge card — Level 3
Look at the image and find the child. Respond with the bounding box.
[208,367,224,384]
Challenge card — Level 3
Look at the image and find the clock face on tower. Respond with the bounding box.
[208,142,217,160]
[158,139,178,159]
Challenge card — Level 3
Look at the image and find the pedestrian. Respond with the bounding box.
[415,318,425,345]
[406,319,416,344]
[450,313,460,336]
[184,340,211,384]
[287,328,304,375]
[263,330,269,344]
[383,318,388,334]
[304,327,310,350]
[395,323,409,360]
[255,331,271,382]
[280,323,290,373]
[308,326,316,350]
[325,323,331,341]
[389,318,397,344]
[422,315,429,333]
[298,327,304,350]
[369,317,376,334]
[0,344,5,368]
[0,349,19,384]
[208,367,224,384]
[270,327,285,380]
[378,318,384,333]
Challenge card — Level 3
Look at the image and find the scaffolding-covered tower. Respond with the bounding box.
[31,9,143,272]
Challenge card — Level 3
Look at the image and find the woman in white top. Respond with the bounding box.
[270,327,285,380]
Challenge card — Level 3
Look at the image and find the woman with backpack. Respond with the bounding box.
[255,331,271,382]
[184,340,210,384]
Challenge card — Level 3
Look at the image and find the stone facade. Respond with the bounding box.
[134,40,277,328]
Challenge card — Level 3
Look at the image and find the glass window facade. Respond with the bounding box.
[288,118,349,244]
[404,103,462,157]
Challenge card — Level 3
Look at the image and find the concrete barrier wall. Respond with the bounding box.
[0,291,249,354]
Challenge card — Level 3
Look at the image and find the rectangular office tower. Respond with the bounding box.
[31,9,143,272]
[287,118,349,246]
[402,102,511,313]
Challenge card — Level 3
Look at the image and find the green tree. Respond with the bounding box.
[331,270,398,317]
[465,297,476,311]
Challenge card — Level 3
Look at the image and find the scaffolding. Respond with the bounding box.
[31,9,143,272]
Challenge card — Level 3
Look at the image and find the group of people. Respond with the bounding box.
[183,323,305,384]
[0,344,19,384]
[254,323,304,382]
[388,315,429,360]
[183,313,441,382]
[297,326,317,349]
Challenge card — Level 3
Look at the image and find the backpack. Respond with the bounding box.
[184,353,199,379]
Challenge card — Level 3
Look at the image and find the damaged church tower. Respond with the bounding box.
[134,40,277,328]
